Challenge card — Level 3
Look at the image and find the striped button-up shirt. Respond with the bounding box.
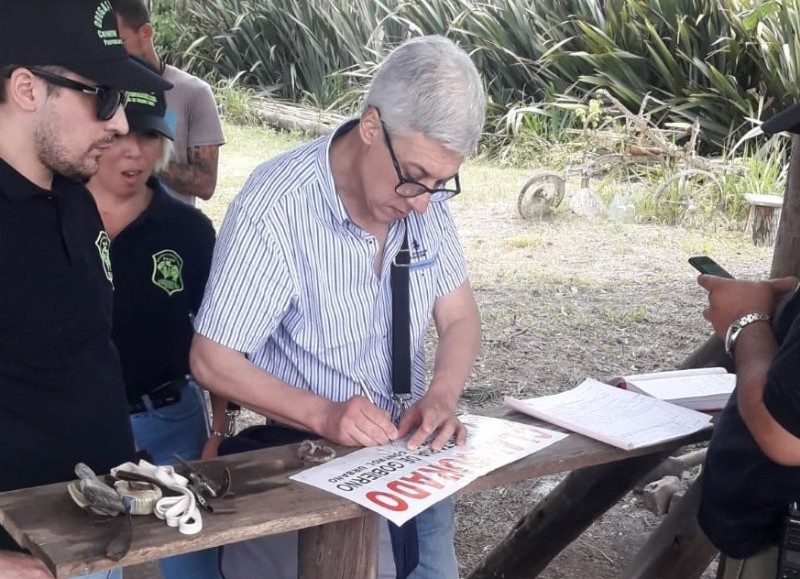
[195,121,468,412]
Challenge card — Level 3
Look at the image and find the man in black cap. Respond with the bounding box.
[0,1,170,577]
[697,105,800,578]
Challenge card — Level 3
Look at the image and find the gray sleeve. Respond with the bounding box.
[186,81,225,149]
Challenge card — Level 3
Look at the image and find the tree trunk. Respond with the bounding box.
[771,134,800,278]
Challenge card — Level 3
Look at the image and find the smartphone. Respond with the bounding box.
[688,256,734,278]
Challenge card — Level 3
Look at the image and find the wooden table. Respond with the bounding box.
[0,411,712,579]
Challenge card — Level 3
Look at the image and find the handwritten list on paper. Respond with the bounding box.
[504,378,713,450]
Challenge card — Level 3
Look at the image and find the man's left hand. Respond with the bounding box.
[396,390,466,451]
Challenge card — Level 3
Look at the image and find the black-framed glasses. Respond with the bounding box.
[380,121,461,203]
[28,68,128,122]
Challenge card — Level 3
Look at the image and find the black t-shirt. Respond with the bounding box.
[111,178,215,399]
[699,289,800,558]
[0,159,135,550]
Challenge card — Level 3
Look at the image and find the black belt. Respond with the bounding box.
[127,375,191,414]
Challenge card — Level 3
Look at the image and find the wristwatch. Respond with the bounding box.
[724,312,771,357]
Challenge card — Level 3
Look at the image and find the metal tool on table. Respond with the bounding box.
[173,454,236,514]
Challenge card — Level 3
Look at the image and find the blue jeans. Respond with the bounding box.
[130,379,221,579]
[220,498,458,579]
[407,498,458,579]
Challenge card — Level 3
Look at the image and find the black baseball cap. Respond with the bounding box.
[0,0,171,93]
[762,102,800,135]
[126,91,174,140]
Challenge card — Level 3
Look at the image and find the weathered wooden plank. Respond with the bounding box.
[0,414,711,578]
[298,513,379,579]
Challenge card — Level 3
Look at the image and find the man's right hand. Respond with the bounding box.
[320,397,398,447]
[698,275,798,338]
[0,551,54,578]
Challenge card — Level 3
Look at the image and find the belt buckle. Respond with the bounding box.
[392,393,412,424]
[151,375,188,396]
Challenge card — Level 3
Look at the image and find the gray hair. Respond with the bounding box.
[362,36,486,157]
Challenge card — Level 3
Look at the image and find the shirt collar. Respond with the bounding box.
[0,156,83,201]
[117,177,173,234]
[316,118,360,228]
[140,177,174,223]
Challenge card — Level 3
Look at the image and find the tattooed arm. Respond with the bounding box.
[156,144,220,201]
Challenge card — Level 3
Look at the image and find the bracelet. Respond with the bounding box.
[210,430,230,439]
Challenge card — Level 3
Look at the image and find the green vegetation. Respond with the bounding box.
[167,1,796,226]
[164,0,800,149]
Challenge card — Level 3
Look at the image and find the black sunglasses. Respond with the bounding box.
[28,68,128,122]
[379,120,461,203]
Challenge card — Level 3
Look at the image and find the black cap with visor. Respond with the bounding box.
[0,0,171,93]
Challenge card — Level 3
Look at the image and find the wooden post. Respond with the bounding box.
[298,513,379,579]
[771,134,800,278]
[745,194,783,246]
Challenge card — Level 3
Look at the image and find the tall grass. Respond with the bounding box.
[165,0,800,154]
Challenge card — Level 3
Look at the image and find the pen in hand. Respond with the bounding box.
[358,378,375,405]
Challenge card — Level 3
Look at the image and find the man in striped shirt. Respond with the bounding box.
[191,35,485,579]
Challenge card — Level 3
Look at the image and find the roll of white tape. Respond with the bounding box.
[114,480,163,516]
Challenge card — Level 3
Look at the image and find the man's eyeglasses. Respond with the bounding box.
[27,68,128,122]
[380,121,461,203]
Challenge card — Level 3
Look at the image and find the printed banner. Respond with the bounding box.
[290,414,567,526]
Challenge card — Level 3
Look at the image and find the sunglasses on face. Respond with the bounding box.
[27,68,128,121]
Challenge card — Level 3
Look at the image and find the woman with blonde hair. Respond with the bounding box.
[87,85,223,579]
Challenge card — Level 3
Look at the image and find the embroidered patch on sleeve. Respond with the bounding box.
[95,230,113,285]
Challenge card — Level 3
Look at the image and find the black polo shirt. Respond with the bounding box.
[699,290,800,558]
[111,178,215,399]
[0,158,135,551]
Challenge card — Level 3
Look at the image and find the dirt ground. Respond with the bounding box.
[129,180,774,578]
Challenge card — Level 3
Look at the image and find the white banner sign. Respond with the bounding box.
[290,414,567,526]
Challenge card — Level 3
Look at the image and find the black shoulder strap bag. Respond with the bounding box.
[388,222,420,579]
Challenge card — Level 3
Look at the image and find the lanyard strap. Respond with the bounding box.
[391,223,411,402]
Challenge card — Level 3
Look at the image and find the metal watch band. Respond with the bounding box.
[210,430,230,439]
[724,312,771,357]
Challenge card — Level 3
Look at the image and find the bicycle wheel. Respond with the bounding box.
[517,171,566,220]
[652,169,724,226]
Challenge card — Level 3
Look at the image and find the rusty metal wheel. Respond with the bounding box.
[517,171,566,220]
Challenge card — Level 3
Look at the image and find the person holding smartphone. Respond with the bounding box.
[697,268,800,578]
